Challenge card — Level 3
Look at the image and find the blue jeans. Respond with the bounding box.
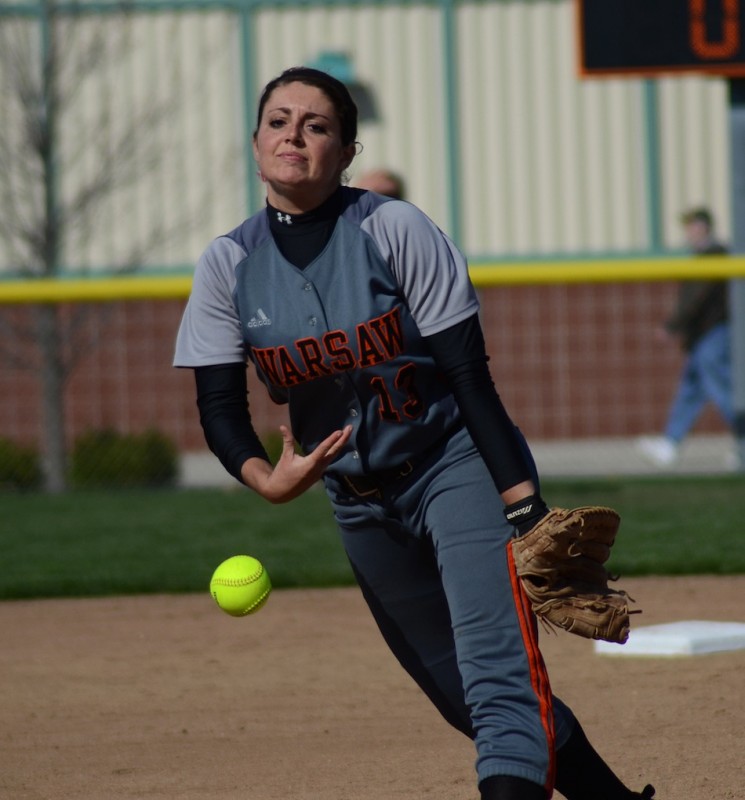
[664,322,734,443]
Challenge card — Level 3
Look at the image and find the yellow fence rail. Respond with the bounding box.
[2,257,745,304]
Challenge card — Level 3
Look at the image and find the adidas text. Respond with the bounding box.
[247,309,272,328]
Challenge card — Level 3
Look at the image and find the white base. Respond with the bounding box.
[594,620,745,657]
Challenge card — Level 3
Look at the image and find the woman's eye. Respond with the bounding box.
[307,123,327,134]
[268,119,285,129]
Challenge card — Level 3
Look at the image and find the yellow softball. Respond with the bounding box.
[209,555,272,617]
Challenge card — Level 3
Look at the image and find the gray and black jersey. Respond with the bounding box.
[174,188,478,476]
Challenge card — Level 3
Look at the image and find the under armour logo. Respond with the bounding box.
[276,212,293,225]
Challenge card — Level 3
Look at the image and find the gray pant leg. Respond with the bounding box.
[325,429,576,787]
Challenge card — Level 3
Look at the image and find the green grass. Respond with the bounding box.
[2,486,352,600]
[2,475,744,601]
[541,475,745,576]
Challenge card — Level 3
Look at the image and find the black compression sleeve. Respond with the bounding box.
[194,364,270,484]
[424,314,534,494]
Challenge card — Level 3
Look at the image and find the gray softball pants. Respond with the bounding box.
[324,425,576,790]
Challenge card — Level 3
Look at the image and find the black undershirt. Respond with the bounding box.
[194,189,533,492]
[267,189,342,269]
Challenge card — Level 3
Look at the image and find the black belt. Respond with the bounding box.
[337,423,462,499]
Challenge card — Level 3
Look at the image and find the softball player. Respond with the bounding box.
[174,67,656,800]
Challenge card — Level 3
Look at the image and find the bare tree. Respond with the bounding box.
[0,1,183,492]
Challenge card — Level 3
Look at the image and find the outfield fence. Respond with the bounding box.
[1,259,743,489]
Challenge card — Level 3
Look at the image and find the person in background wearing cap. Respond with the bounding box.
[354,167,406,199]
[638,207,735,467]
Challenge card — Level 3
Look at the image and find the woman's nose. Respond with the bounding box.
[285,121,303,144]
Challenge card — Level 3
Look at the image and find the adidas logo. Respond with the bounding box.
[246,308,272,328]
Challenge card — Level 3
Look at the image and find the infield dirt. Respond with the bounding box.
[2,575,743,799]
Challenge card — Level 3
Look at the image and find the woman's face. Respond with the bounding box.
[253,81,355,211]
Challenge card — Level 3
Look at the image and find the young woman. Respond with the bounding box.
[175,66,656,800]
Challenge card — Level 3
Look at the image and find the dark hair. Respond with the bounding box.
[255,66,358,147]
[680,207,713,228]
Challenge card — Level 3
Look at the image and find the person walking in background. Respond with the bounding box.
[354,167,406,199]
[175,66,657,799]
[638,207,734,467]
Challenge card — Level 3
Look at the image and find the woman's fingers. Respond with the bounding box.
[279,425,296,453]
[321,425,353,460]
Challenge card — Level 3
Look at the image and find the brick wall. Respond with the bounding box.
[0,282,728,455]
